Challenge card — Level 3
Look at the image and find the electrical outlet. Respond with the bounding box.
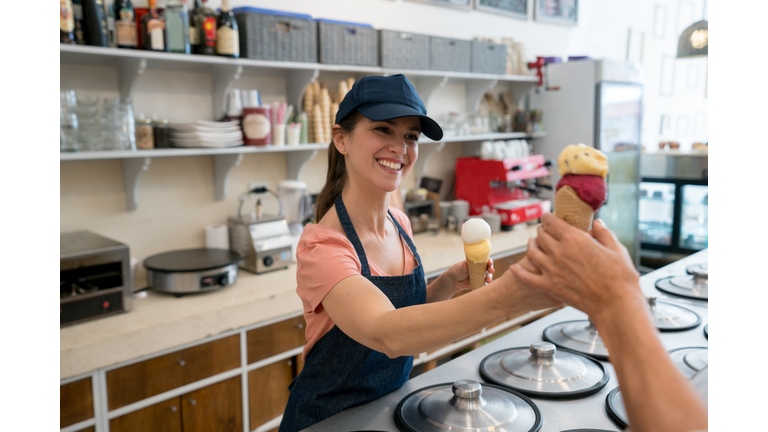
[248,182,269,197]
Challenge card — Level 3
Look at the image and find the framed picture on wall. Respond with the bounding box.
[534,0,578,26]
[474,0,529,20]
[405,0,472,10]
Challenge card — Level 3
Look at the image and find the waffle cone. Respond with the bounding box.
[554,185,594,231]
[467,259,487,290]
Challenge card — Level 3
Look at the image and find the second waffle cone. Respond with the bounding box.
[554,185,594,231]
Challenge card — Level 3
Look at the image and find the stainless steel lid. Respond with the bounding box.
[542,320,609,360]
[647,297,702,331]
[395,380,542,432]
[686,263,708,277]
[655,273,708,300]
[605,387,628,428]
[704,323,708,339]
[480,343,609,399]
[669,347,708,378]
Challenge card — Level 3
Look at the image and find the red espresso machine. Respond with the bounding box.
[455,155,553,230]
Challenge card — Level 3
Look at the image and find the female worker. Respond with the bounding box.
[278,75,560,431]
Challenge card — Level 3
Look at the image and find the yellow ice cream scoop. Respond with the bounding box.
[464,238,491,264]
[557,144,608,179]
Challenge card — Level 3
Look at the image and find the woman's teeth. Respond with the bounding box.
[377,159,402,170]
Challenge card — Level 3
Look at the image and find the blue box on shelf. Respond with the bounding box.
[233,7,317,62]
[316,18,379,66]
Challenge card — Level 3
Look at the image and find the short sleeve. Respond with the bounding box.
[296,225,362,314]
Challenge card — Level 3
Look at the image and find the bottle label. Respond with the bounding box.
[116,21,137,46]
[217,26,239,55]
[148,19,165,50]
[189,26,199,45]
[60,0,75,32]
[243,114,271,139]
[203,17,217,47]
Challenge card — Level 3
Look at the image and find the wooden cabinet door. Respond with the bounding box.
[60,378,93,428]
[106,334,240,410]
[110,397,182,432]
[247,316,307,364]
[492,252,527,280]
[248,358,294,430]
[181,376,242,432]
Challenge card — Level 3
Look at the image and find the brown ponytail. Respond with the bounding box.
[314,111,364,222]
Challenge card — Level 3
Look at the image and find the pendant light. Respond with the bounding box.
[677,1,708,58]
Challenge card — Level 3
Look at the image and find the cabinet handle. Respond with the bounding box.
[296,323,304,329]
[287,360,293,366]
[189,399,197,406]
[170,406,177,413]
[178,359,186,366]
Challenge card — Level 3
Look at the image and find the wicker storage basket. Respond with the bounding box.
[379,30,430,69]
[430,36,471,72]
[317,19,378,66]
[233,7,317,62]
[471,41,507,74]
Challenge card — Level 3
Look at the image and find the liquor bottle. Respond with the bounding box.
[60,0,77,44]
[166,0,190,54]
[104,0,118,47]
[140,0,167,52]
[72,0,87,45]
[195,0,217,56]
[188,0,201,54]
[115,0,137,49]
[216,0,239,58]
[83,0,111,47]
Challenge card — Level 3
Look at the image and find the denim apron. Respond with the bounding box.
[278,195,427,432]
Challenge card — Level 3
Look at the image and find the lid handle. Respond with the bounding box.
[691,268,708,279]
[452,380,482,399]
[648,296,657,308]
[530,342,556,357]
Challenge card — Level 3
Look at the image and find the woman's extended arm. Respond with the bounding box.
[322,267,560,359]
[509,214,707,432]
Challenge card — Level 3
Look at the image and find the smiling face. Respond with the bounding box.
[333,116,421,194]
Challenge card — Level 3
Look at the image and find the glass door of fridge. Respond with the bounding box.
[679,185,708,250]
[596,82,643,265]
[639,182,676,246]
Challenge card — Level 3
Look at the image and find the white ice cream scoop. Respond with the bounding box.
[461,218,492,244]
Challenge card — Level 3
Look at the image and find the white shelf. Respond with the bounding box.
[60,44,538,83]
[59,143,330,161]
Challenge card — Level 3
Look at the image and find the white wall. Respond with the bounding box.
[63,0,708,289]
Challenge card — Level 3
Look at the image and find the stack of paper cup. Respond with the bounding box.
[450,200,470,225]
[481,212,501,233]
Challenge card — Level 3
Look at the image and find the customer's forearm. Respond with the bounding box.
[593,292,707,432]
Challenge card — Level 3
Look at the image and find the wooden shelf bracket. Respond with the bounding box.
[213,153,244,201]
[286,149,320,181]
[211,64,244,121]
[122,157,151,211]
[117,58,147,100]
[286,69,320,110]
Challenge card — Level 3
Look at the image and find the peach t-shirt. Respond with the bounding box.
[296,207,417,361]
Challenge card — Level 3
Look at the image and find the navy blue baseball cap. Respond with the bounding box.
[335,74,443,141]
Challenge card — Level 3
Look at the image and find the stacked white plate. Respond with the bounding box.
[170,120,244,148]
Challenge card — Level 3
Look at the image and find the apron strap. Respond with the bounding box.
[387,210,423,269]
[334,195,372,277]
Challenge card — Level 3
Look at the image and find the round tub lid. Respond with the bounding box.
[480,343,609,399]
[605,387,628,428]
[686,263,708,277]
[669,347,708,378]
[144,248,241,273]
[655,275,708,300]
[542,320,609,360]
[647,297,702,331]
[704,323,708,339]
[395,380,542,432]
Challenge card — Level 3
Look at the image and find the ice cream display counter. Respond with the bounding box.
[304,250,708,432]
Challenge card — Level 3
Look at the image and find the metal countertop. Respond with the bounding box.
[304,250,708,432]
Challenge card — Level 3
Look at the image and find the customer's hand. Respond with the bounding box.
[445,258,495,292]
[509,213,641,317]
[500,256,563,311]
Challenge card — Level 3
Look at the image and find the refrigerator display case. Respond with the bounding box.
[530,59,643,265]
[639,153,708,256]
